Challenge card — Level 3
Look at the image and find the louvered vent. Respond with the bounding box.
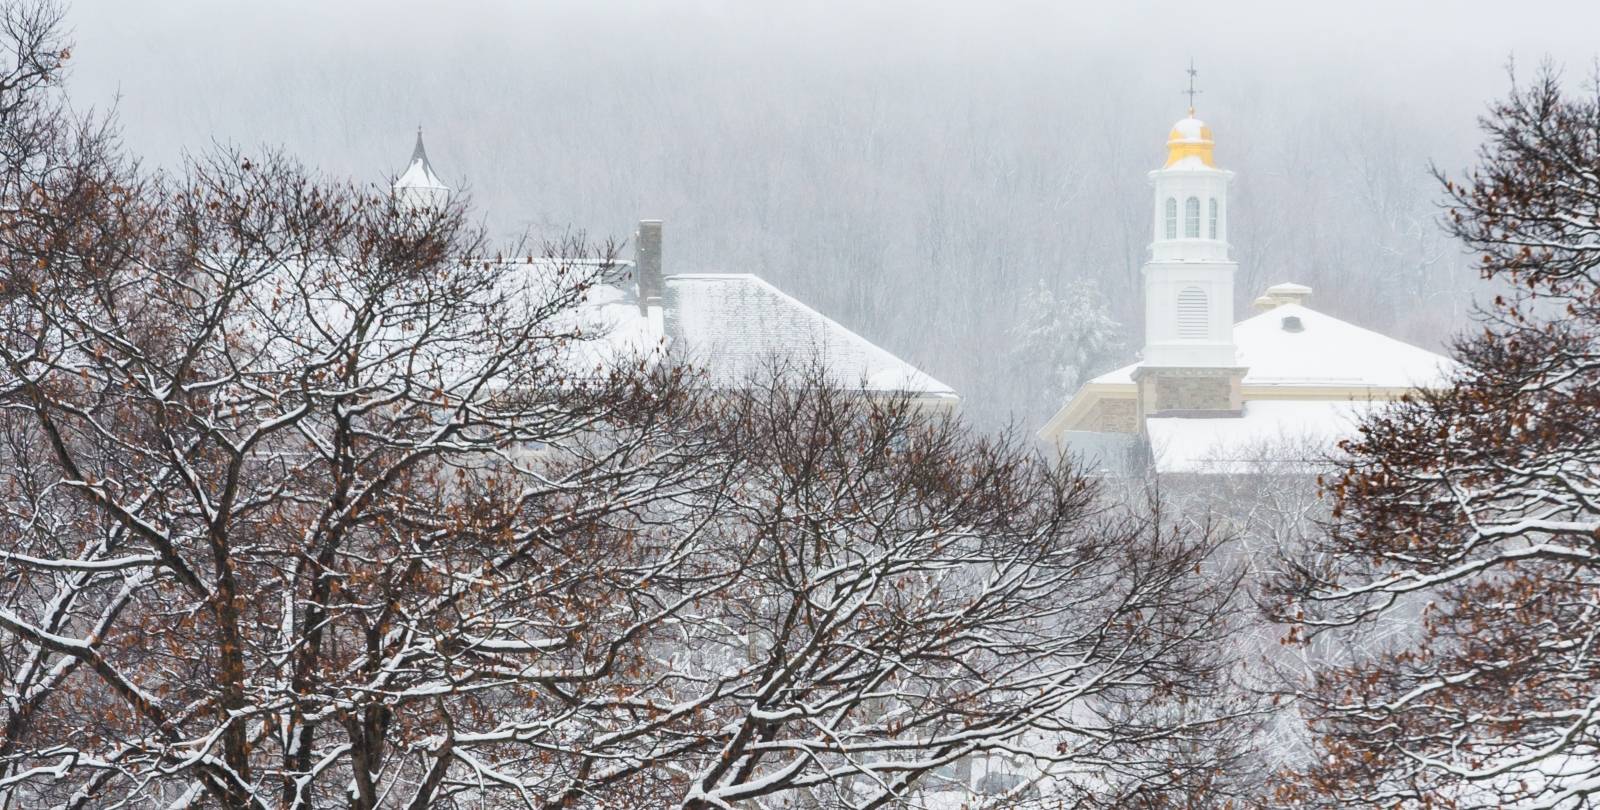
[1176,286,1208,339]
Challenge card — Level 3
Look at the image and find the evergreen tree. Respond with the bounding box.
[1010,277,1128,407]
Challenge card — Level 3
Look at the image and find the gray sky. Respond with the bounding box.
[70,0,1600,186]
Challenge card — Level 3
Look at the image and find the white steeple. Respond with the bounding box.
[1140,99,1237,369]
[393,128,449,211]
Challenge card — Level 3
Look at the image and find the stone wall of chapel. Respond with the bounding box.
[1154,375,1232,411]
[1082,397,1140,434]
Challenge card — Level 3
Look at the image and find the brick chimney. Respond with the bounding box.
[635,220,663,316]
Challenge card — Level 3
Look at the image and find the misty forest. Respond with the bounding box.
[3,0,1600,807]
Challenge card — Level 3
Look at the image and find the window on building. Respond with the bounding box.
[1177,286,1208,338]
[1185,196,1201,238]
[1164,197,1177,239]
[1209,198,1219,239]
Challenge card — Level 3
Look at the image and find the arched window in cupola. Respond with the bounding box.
[1164,197,1177,239]
[1176,286,1208,338]
[1184,197,1201,238]
[1208,198,1219,239]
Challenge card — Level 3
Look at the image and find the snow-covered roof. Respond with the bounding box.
[1233,303,1454,387]
[1162,113,1219,170]
[558,274,664,372]
[1041,299,1455,469]
[663,274,956,399]
[1170,116,1207,142]
[394,130,446,192]
[1089,303,1454,390]
[1146,399,1375,474]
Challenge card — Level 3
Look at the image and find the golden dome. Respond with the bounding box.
[1164,111,1215,168]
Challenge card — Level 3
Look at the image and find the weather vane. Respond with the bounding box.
[1183,59,1201,115]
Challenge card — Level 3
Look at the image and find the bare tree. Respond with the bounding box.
[0,6,718,806]
[621,375,1254,810]
[1272,66,1600,808]
[0,4,1254,807]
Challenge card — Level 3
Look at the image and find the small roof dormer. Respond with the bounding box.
[1252,282,1314,311]
[393,128,449,211]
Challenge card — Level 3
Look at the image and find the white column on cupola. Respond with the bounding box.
[1140,86,1237,370]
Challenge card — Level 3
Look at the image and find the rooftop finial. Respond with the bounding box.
[1183,58,1201,117]
[410,127,429,166]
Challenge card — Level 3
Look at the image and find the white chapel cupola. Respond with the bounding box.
[1139,68,1238,372]
[1035,67,1458,457]
[393,127,449,211]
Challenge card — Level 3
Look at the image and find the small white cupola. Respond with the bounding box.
[1148,112,1233,264]
[393,127,449,211]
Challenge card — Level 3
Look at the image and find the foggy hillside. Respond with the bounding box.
[69,0,1600,425]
